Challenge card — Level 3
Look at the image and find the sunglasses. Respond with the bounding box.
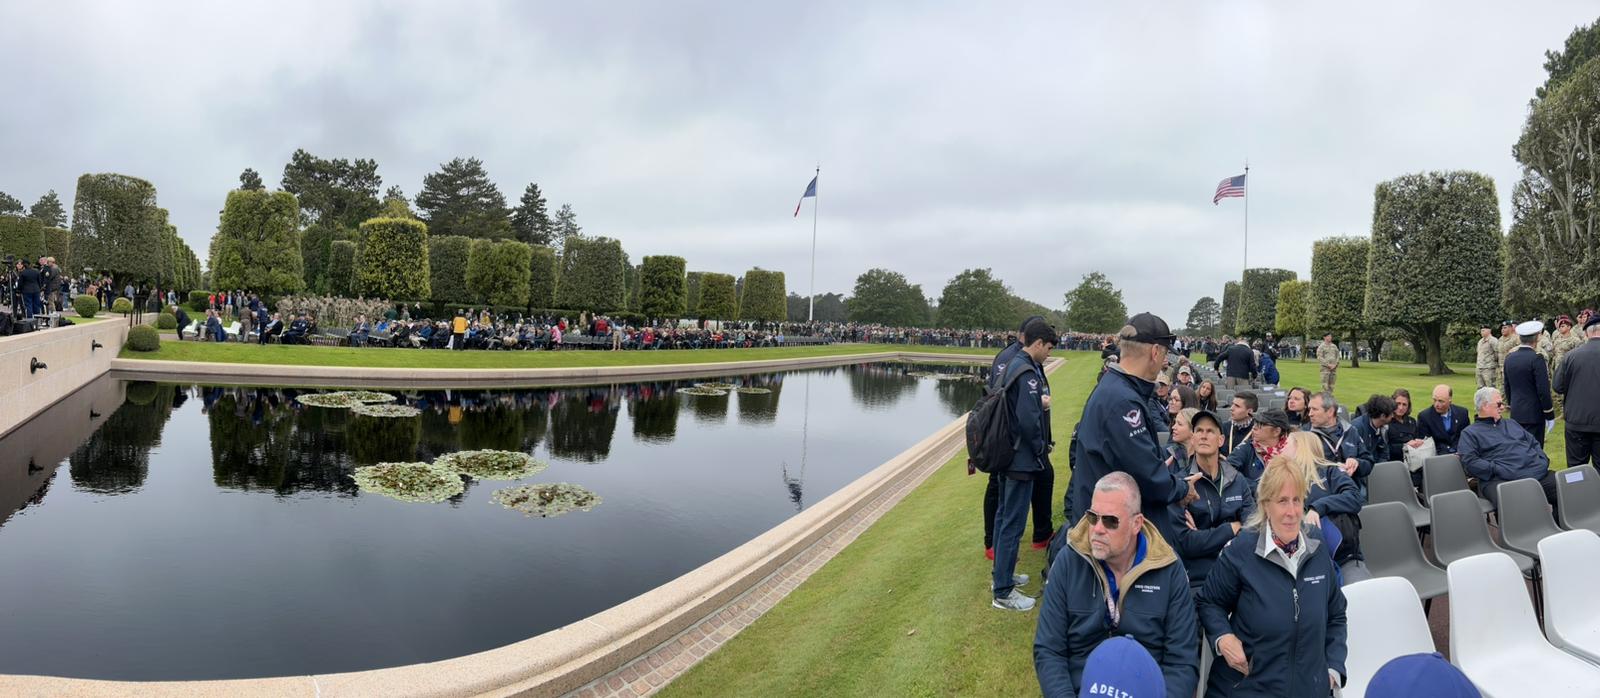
[1084,510,1123,530]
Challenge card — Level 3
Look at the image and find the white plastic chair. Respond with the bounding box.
[224,321,242,340]
[1539,529,1600,665]
[1342,577,1437,698]
[1448,552,1600,695]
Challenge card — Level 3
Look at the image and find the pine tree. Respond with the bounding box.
[381,185,414,218]
[553,203,582,253]
[29,190,66,227]
[239,168,264,191]
[0,191,22,216]
[511,183,555,246]
[414,157,512,238]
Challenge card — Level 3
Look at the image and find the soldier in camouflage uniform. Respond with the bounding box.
[1497,320,1518,395]
[1317,332,1340,393]
[1553,315,1585,417]
[1476,325,1500,389]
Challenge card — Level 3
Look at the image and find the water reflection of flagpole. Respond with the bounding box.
[782,372,809,511]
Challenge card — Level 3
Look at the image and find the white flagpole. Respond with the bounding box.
[1242,160,1250,273]
[808,165,819,323]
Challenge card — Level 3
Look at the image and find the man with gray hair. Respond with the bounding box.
[1035,472,1198,698]
[1458,387,1557,511]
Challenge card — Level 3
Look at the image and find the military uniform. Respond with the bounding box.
[1476,336,1500,389]
[1497,331,1518,394]
[1317,339,1340,393]
[1553,325,1584,417]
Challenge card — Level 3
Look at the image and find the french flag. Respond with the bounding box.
[793,175,817,217]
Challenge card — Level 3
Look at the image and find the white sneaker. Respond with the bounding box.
[992,589,1036,611]
[989,573,1030,590]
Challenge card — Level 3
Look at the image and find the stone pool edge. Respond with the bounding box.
[0,351,1038,697]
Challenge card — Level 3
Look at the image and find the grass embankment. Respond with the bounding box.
[116,340,996,369]
[66,315,109,325]
[664,354,1568,696]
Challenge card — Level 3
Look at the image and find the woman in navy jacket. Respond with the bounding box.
[1197,457,1349,697]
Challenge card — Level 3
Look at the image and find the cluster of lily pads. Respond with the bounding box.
[734,386,771,394]
[677,386,729,396]
[350,449,600,518]
[351,403,422,418]
[295,390,397,408]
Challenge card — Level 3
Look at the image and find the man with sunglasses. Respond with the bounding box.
[991,318,1057,612]
[1067,313,1194,548]
[1459,386,1557,511]
[1035,472,1199,697]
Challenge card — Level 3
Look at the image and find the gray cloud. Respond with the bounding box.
[0,1,1593,324]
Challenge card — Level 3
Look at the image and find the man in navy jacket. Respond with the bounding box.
[1460,386,1557,510]
[1505,320,1556,446]
[1417,384,1470,455]
[979,317,1052,557]
[992,319,1056,611]
[1035,472,1198,697]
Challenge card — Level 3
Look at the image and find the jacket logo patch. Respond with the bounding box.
[1133,583,1161,593]
[1224,495,1243,503]
[1304,574,1326,585]
[1028,379,1038,390]
[1122,409,1143,428]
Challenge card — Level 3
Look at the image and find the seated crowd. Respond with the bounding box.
[976,311,1595,696]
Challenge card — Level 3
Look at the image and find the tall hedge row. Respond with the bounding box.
[356,217,431,300]
[555,236,627,313]
[428,235,473,304]
[528,245,557,309]
[209,189,306,296]
[327,240,358,297]
[738,268,787,322]
[639,255,687,319]
[71,173,166,283]
[467,238,533,308]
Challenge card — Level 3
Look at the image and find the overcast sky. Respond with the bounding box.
[1,2,1594,323]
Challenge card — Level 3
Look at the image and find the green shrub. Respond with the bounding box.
[188,290,209,312]
[156,312,177,329]
[125,325,161,352]
[73,294,99,318]
[111,296,134,315]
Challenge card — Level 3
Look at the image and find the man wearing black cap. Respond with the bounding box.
[991,318,1057,612]
[1505,320,1555,446]
[1555,313,1600,468]
[1067,312,1192,547]
[978,316,1055,559]
[1168,409,1252,591]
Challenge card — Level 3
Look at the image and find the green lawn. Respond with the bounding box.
[118,340,996,369]
[663,352,1570,697]
[66,314,109,324]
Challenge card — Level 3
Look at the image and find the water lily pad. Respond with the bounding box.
[435,450,548,480]
[734,387,772,394]
[352,462,464,503]
[490,483,602,518]
[340,390,397,404]
[695,382,738,390]
[296,392,363,408]
[677,387,728,396]
[351,403,422,418]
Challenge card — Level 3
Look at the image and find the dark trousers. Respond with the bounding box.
[1519,420,1547,447]
[992,476,1033,599]
[175,320,189,339]
[1568,427,1600,469]
[983,469,1055,548]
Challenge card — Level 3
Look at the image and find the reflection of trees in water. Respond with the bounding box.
[685,389,729,425]
[347,413,422,466]
[933,366,989,418]
[629,385,680,443]
[210,391,362,495]
[846,363,917,408]
[459,403,522,452]
[734,374,784,425]
[548,389,618,462]
[69,381,173,493]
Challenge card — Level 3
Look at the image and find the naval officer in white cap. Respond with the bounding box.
[1504,319,1556,446]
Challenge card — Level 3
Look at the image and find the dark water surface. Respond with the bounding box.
[0,361,984,680]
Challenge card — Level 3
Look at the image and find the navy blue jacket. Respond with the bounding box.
[1220,418,1253,457]
[1259,352,1279,385]
[1168,458,1253,589]
[174,308,190,328]
[1198,528,1349,697]
[1459,418,1550,485]
[1003,353,1051,476]
[1225,440,1272,482]
[1035,520,1199,698]
[1148,392,1172,432]
[989,340,1023,391]
[1417,405,1469,454]
[1214,343,1256,380]
[1504,346,1555,424]
[1305,422,1371,485]
[1307,465,1365,565]
[1346,415,1384,481]
[1068,365,1188,543]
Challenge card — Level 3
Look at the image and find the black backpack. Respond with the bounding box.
[966,366,1027,473]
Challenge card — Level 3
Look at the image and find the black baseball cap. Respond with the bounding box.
[1121,312,1175,347]
[1256,408,1291,431]
[1586,314,1600,331]
[1190,409,1223,432]
[1018,315,1044,334]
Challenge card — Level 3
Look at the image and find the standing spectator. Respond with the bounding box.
[1476,325,1500,389]
[1214,338,1255,390]
[1459,387,1557,510]
[39,256,60,313]
[991,318,1056,612]
[1555,312,1600,469]
[1317,332,1340,393]
[14,259,42,319]
[979,316,1049,560]
[1034,472,1199,697]
[450,309,468,350]
[1504,320,1555,446]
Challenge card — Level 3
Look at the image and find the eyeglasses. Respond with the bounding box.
[1084,510,1122,530]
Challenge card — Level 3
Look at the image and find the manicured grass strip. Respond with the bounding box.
[665,353,1568,696]
[117,340,995,369]
[66,315,109,324]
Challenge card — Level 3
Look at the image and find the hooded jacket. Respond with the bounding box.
[1034,518,1198,698]
[1068,364,1189,543]
[1197,525,1349,697]
[1168,457,1253,588]
[1002,351,1051,476]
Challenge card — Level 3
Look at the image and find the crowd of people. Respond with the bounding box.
[976,310,1600,696]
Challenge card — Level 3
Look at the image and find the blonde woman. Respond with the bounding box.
[1281,431,1369,584]
[1165,407,1198,469]
[1197,457,1350,697]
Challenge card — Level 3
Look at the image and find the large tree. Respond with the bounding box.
[1309,236,1371,366]
[415,157,512,239]
[697,272,738,320]
[209,189,305,296]
[1535,18,1600,100]
[553,203,582,253]
[380,185,414,219]
[354,217,430,300]
[327,240,357,297]
[554,236,627,312]
[238,168,264,191]
[1274,280,1310,361]
[70,173,167,283]
[0,191,22,216]
[1062,271,1127,333]
[1185,296,1221,336]
[299,222,345,292]
[466,238,532,308]
[1236,268,1297,339]
[29,190,66,227]
[937,267,1012,329]
[1219,281,1241,336]
[1365,171,1503,375]
[787,292,847,323]
[1505,49,1600,316]
[739,268,787,323]
[510,183,555,247]
[528,245,558,309]
[279,148,381,229]
[428,235,474,304]
[848,268,927,326]
[639,255,687,320]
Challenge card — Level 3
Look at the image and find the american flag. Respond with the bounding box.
[1213,174,1246,205]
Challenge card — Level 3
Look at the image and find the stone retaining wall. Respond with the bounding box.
[0,318,130,438]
